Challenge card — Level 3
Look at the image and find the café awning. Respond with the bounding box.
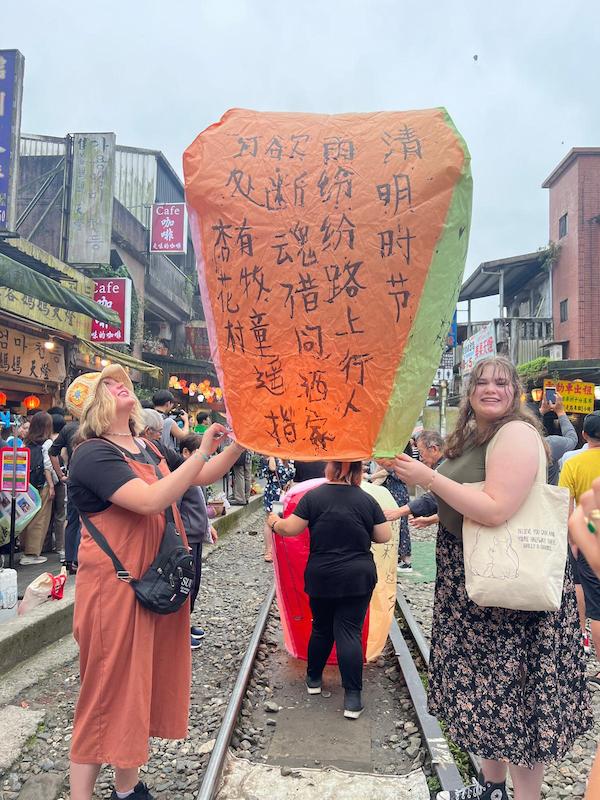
[78,339,163,380]
[0,252,120,326]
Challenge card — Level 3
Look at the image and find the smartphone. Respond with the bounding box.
[545,387,556,404]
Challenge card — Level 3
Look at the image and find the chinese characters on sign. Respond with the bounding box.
[184,109,471,458]
[66,133,116,264]
[543,379,595,415]
[0,50,25,232]
[461,322,496,376]
[0,325,66,384]
[150,203,187,254]
[90,278,132,345]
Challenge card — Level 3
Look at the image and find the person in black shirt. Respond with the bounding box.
[49,418,81,573]
[268,460,391,719]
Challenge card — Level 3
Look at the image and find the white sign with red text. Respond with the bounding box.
[150,203,187,254]
[461,322,496,376]
[90,278,132,345]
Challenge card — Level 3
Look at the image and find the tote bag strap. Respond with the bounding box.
[484,422,547,485]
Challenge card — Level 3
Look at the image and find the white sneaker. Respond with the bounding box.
[397,562,413,573]
[19,555,48,565]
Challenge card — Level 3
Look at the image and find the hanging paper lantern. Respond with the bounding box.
[0,391,7,406]
[23,395,41,411]
[168,375,179,388]
[189,383,198,393]
[215,388,223,400]
[198,394,205,402]
[182,386,189,395]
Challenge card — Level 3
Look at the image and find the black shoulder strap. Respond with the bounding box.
[80,512,130,578]
[81,437,178,578]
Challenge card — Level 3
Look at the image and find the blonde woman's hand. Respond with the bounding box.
[200,423,230,456]
[384,508,401,521]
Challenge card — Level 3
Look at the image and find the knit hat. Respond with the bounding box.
[65,364,133,418]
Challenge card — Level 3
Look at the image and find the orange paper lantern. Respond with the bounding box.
[0,391,7,406]
[23,395,41,411]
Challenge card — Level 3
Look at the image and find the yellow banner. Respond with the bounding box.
[544,379,595,415]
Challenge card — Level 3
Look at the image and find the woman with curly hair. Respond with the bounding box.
[394,357,591,800]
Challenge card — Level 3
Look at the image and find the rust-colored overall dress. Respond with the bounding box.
[70,445,191,768]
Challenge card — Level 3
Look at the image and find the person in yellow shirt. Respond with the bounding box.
[559,411,600,675]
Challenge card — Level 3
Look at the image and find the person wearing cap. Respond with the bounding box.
[559,411,600,676]
[65,366,244,800]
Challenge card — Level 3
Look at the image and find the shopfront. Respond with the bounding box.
[0,322,67,412]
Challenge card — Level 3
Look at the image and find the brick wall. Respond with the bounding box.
[549,154,600,359]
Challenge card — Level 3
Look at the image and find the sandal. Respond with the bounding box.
[587,673,600,685]
[264,554,273,563]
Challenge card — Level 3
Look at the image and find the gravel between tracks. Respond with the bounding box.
[402,524,600,800]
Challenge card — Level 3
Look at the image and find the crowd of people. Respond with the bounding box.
[1,355,599,800]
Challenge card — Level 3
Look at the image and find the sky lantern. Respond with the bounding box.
[184,108,471,459]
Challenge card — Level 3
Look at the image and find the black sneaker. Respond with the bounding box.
[191,625,205,639]
[110,781,155,799]
[305,675,322,695]
[343,689,364,719]
[437,771,508,800]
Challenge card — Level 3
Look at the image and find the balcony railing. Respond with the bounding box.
[454,317,553,368]
[146,253,193,317]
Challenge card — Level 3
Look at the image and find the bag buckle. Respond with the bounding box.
[117,570,132,583]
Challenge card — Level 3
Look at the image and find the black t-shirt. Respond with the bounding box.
[293,460,327,482]
[293,483,386,598]
[49,420,79,463]
[68,439,162,514]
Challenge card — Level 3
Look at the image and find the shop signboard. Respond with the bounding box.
[0,50,25,232]
[90,277,132,345]
[461,322,496,376]
[1,447,29,492]
[67,132,116,265]
[150,203,187,254]
[0,325,66,384]
[543,379,595,415]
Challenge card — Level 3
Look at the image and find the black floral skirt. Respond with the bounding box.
[428,526,593,767]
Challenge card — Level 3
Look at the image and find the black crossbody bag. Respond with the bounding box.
[81,442,195,615]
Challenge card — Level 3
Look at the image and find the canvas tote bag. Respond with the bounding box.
[462,425,569,611]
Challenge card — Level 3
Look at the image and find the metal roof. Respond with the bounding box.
[458,249,549,302]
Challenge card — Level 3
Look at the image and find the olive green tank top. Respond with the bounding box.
[435,442,489,538]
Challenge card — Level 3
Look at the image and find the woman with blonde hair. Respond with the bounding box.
[65,366,244,800]
[393,357,591,800]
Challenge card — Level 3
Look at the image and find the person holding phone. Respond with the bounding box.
[538,391,578,485]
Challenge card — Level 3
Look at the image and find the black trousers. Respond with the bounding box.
[189,540,203,614]
[307,592,372,692]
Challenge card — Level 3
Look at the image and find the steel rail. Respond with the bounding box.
[389,616,465,792]
[395,586,480,777]
[196,583,276,800]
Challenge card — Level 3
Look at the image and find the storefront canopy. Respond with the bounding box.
[0,252,120,326]
[78,339,163,380]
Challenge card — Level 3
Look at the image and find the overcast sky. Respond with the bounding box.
[5,0,599,320]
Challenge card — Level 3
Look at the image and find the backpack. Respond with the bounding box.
[28,444,47,490]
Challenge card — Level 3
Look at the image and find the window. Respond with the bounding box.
[558,213,568,239]
[560,299,568,323]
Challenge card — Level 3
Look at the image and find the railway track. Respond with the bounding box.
[195,583,471,800]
